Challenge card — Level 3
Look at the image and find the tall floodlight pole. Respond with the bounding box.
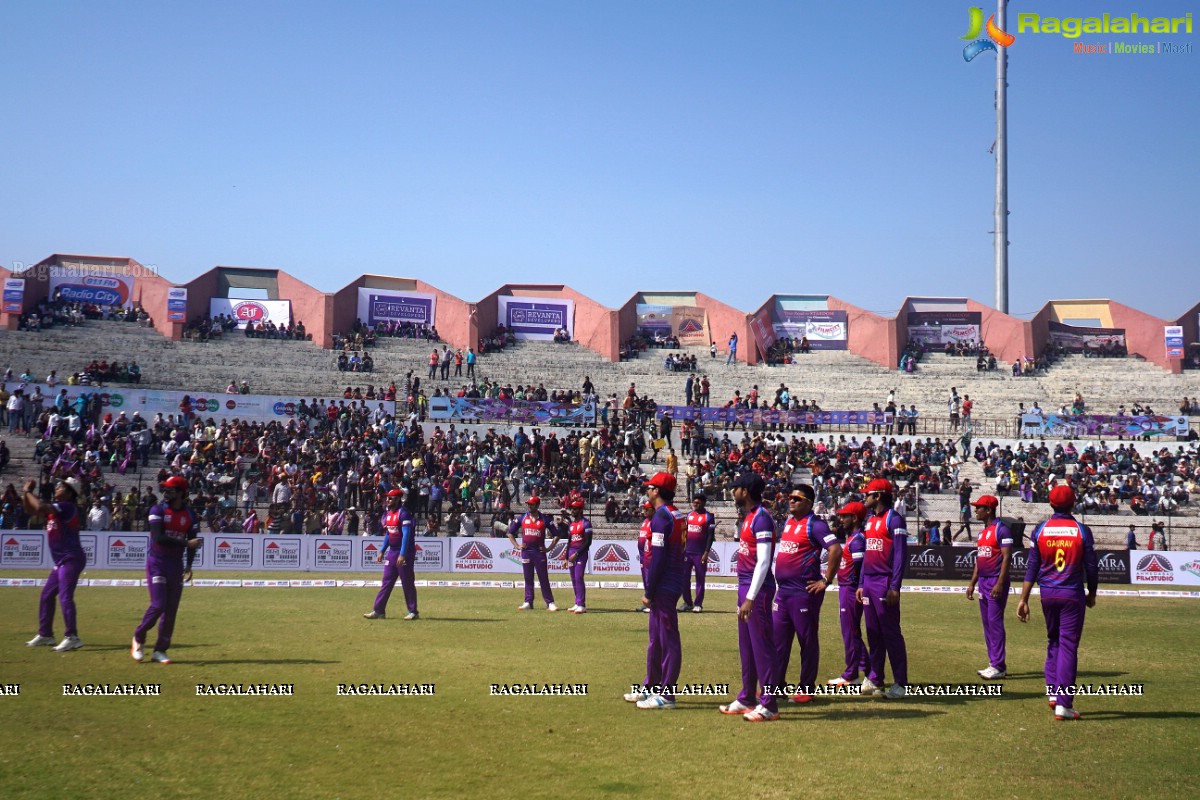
[994,0,1009,313]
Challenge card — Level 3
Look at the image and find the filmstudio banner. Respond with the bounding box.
[356,288,436,327]
[498,296,574,341]
[636,304,710,345]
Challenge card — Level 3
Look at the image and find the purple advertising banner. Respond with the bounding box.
[655,406,892,427]
[356,289,436,327]
[428,396,596,424]
[498,296,574,341]
[773,309,849,350]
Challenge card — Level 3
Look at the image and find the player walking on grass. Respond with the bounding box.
[507,496,558,611]
[24,477,86,652]
[132,476,202,664]
[828,501,869,688]
[965,495,1011,680]
[565,499,593,613]
[365,488,418,620]
[719,472,779,722]
[625,472,687,709]
[680,493,715,613]
[856,479,909,699]
[773,485,840,704]
[1017,485,1098,721]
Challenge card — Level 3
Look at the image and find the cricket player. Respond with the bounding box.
[719,472,779,722]
[507,496,558,611]
[828,501,869,687]
[1017,485,1098,721]
[773,485,840,703]
[635,501,654,612]
[565,499,593,613]
[965,495,1012,679]
[681,492,716,612]
[625,471,687,709]
[856,478,909,698]
[23,477,86,652]
[132,476,202,664]
[365,488,418,620]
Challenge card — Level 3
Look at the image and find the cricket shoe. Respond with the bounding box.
[636,694,676,710]
[978,666,1006,680]
[624,689,650,703]
[403,612,419,621]
[517,602,533,611]
[679,603,694,612]
[883,684,907,700]
[788,692,814,704]
[743,704,780,722]
[860,678,883,696]
[131,638,144,662]
[826,676,852,687]
[568,605,580,612]
[719,700,754,715]
[53,636,83,652]
[25,635,56,647]
[363,611,385,619]
[547,603,559,612]
[572,606,587,614]
[151,651,172,664]
[1054,705,1082,721]
[691,605,702,613]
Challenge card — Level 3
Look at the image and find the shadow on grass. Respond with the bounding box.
[189,658,339,666]
[669,703,944,720]
[1078,710,1200,720]
[419,618,504,623]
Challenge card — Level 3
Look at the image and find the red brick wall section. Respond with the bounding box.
[828,297,896,369]
[968,299,1031,367]
[1107,300,1175,374]
[695,292,753,365]
[275,271,332,348]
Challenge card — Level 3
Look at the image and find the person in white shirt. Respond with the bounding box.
[86,498,112,531]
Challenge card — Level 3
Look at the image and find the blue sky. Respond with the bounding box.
[2,1,1195,319]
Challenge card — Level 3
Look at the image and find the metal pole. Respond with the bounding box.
[995,0,1009,313]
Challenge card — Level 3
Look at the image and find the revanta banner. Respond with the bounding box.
[356,289,436,327]
[498,296,574,341]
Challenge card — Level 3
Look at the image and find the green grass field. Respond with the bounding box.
[2,573,1198,800]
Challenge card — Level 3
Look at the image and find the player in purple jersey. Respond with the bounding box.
[773,484,841,704]
[365,488,418,620]
[965,495,1012,680]
[855,478,909,699]
[1018,485,1098,721]
[625,472,688,709]
[507,496,559,611]
[564,499,593,613]
[680,492,716,612]
[719,472,780,722]
[132,476,202,664]
[23,477,86,652]
[828,501,869,688]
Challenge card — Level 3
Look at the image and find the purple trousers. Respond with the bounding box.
[861,575,908,686]
[838,584,869,681]
[643,589,683,700]
[736,582,778,712]
[568,552,588,607]
[374,552,417,615]
[773,589,824,693]
[134,563,184,652]
[978,575,1008,671]
[39,557,85,638]
[1042,596,1086,709]
[522,552,554,606]
[682,552,709,607]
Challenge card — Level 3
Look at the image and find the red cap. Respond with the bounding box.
[386,488,404,498]
[526,496,541,505]
[161,476,189,491]
[836,501,867,520]
[970,495,999,509]
[864,478,894,495]
[642,501,654,511]
[1049,484,1076,509]
[643,472,677,494]
[570,499,586,509]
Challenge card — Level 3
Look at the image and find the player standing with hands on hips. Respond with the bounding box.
[508,496,559,611]
[132,476,202,664]
[365,488,418,620]
[24,477,86,652]
[1017,485,1098,721]
[965,495,1012,680]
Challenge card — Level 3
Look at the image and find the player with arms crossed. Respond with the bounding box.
[507,496,559,611]
[1017,485,1098,721]
[132,476,202,664]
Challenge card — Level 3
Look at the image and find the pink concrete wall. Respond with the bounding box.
[615,295,640,344]
[695,292,753,364]
[275,271,332,348]
[1029,303,1054,358]
[1175,301,1200,368]
[1107,300,1176,373]
[182,268,223,331]
[966,299,1031,366]
[828,297,896,369]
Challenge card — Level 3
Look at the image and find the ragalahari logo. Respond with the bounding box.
[963,6,1015,61]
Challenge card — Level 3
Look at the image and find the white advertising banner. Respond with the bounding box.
[49,267,136,307]
[1130,551,1200,586]
[209,298,293,329]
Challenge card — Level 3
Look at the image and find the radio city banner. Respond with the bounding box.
[357,289,436,327]
[167,287,188,322]
[498,296,574,341]
[210,298,292,329]
[49,268,135,308]
[3,278,25,314]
